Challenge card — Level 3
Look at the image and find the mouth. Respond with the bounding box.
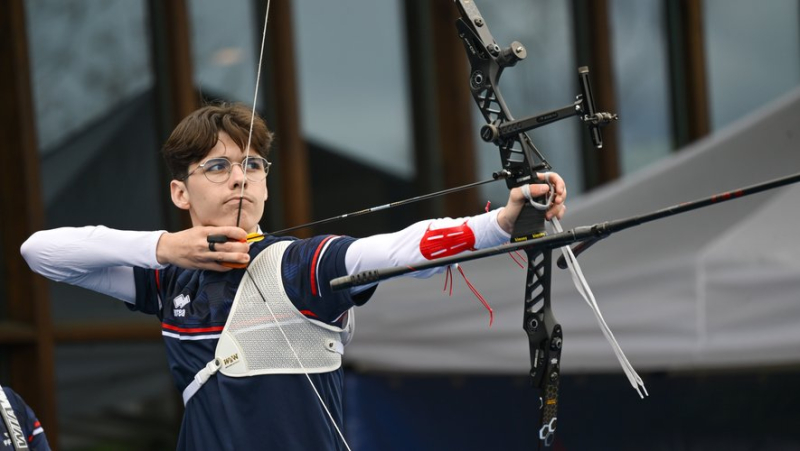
[225,196,253,205]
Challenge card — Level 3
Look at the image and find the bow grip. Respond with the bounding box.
[511,193,548,242]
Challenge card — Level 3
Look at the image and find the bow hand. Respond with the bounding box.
[498,173,567,234]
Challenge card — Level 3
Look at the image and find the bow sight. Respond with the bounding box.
[455,0,618,182]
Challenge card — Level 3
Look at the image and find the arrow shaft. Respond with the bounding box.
[332,171,800,290]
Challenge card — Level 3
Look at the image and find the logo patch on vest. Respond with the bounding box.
[173,294,191,317]
[223,353,240,368]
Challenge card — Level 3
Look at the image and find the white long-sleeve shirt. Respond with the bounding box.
[20,209,510,303]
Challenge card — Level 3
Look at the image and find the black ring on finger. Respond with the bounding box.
[208,242,216,252]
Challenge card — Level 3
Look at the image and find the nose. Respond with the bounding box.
[229,162,247,187]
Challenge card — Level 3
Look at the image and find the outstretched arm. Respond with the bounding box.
[345,173,567,284]
[20,225,252,302]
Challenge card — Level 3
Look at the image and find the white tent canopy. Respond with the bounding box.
[345,87,800,374]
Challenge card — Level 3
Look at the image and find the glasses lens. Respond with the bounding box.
[243,157,270,181]
[203,158,232,183]
[198,157,270,183]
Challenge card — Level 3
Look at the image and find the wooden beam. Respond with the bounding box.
[149,0,197,231]
[0,322,37,344]
[0,0,59,443]
[149,0,199,128]
[403,0,444,219]
[53,322,162,343]
[573,0,621,189]
[428,1,479,218]
[666,0,710,147]
[258,0,313,237]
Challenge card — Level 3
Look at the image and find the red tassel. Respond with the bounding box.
[443,265,454,296]
[456,264,493,327]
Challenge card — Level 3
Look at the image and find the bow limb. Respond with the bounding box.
[453,1,561,447]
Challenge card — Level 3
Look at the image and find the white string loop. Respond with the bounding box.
[519,172,555,211]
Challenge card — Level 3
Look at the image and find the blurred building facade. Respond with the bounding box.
[1,0,799,449]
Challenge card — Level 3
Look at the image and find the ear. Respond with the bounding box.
[170,180,191,210]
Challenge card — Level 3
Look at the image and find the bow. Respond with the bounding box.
[326,2,800,449]
[453,1,615,447]
[221,2,614,447]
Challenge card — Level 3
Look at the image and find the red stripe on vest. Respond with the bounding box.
[162,323,224,334]
[300,309,319,318]
[310,236,336,296]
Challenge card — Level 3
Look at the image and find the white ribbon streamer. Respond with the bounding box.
[521,174,648,398]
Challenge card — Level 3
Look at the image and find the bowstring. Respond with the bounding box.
[241,3,353,449]
[237,0,270,228]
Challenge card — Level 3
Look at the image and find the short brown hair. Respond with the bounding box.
[162,103,273,180]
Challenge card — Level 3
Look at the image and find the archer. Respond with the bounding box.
[21,103,567,451]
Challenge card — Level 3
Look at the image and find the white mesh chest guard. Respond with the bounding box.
[182,240,353,405]
[215,241,348,377]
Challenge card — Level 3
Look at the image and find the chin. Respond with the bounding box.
[238,217,260,234]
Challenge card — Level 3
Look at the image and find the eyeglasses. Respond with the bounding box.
[183,156,272,183]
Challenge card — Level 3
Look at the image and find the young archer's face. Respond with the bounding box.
[169,132,268,233]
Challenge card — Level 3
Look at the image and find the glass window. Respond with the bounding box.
[610,0,673,174]
[24,1,166,310]
[703,0,800,130]
[188,0,259,104]
[25,1,173,444]
[25,0,154,153]
[293,0,414,179]
[471,0,583,203]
